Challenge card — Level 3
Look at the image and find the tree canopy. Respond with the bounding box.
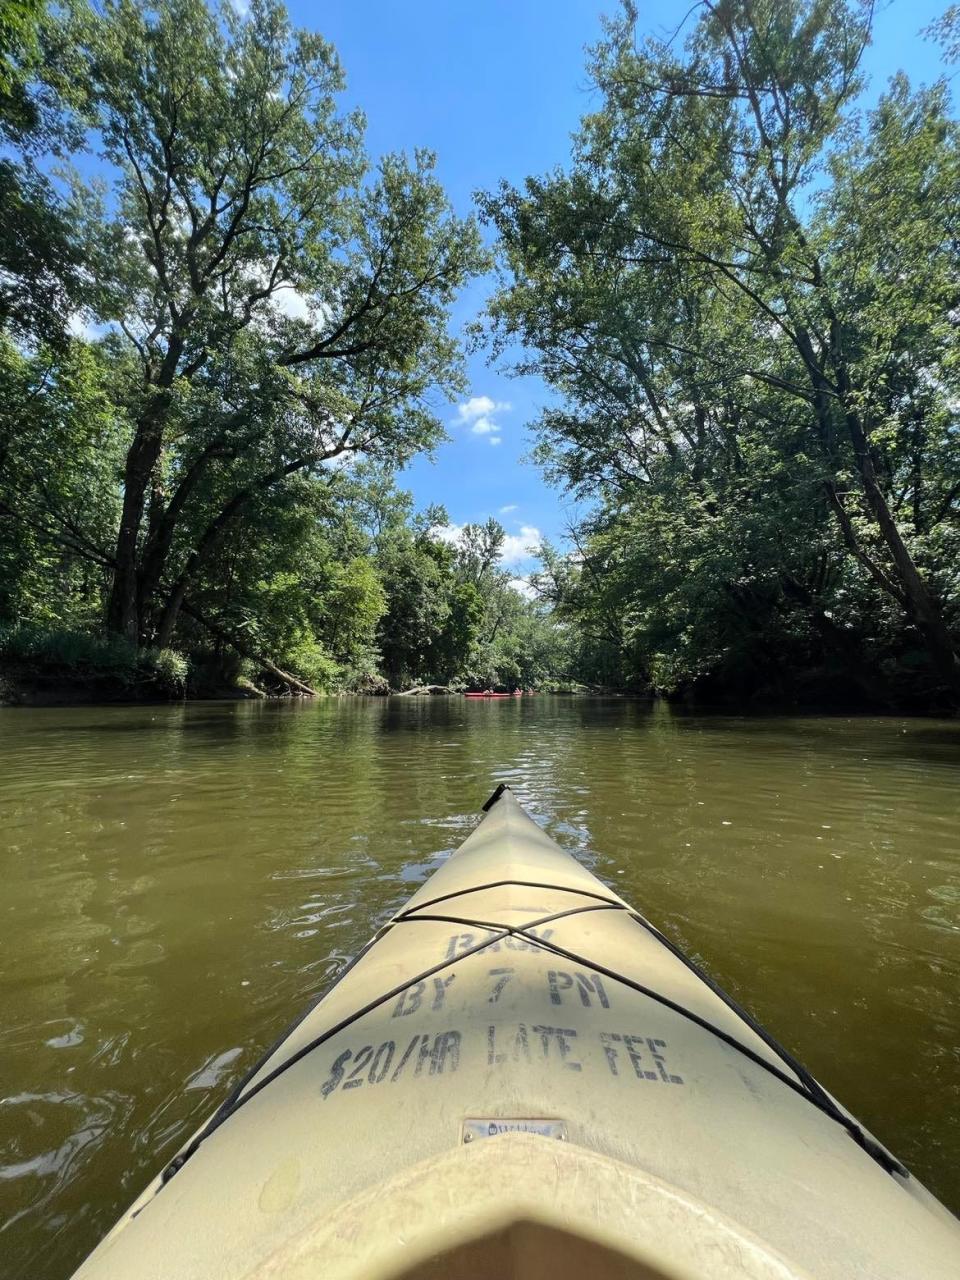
[482,0,960,709]
[1,0,958,710]
[1,0,560,699]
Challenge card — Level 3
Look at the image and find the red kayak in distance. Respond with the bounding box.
[463,691,523,698]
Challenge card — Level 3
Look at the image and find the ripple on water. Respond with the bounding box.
[921,882,960,934]
[184,1047,243,1092]
[0,699,958,1280]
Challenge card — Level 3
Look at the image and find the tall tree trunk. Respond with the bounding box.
[155,575,189,650]
[843,407,960,698]
[106,420,165,641]
[799,324,960,700]
[154,453,314,648]
[106,344,182,643]
[138,419,251,642]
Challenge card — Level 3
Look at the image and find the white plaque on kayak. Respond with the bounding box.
[461,1118,567,1143]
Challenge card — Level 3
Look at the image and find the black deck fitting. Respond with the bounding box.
[481,783,511,812]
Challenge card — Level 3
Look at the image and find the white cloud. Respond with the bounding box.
[500,525,541,567]
[428,521,541,570]
[510,576,536,599]
[455,394,511,446]
[272,285,312,322]
[456,395,510,423]
[270,286,334,327]
[499,504,518,514]
[241,262,334,329]
[429,522,462,546]
[67,311,103,341]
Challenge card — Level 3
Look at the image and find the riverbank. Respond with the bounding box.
[4,626,954,714]
[0,679,597,707]
[4,669,954,714]
[0,632,595,706]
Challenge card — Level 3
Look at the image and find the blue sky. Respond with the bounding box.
[289,2,949,571]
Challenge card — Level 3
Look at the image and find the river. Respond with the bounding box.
[1,696,958,1277]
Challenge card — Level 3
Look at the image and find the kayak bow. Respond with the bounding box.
[73,785,960,1280]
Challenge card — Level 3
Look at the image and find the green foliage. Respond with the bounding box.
[281,637,340,692]
[442,581,486,675]
[925,6,960,64]
[376,528,455,688]
[23,0,958,708]
[142,645,189,695]
[18,0,488,645]
[0,0,85,345]
[368,511,568,692]
[0,0,42,83]
[483,0,960,708]
[0,625,188,696]
[0,0,530,702]
[0,625,133,671]
[0,334,124,628]
[0,161,79,344]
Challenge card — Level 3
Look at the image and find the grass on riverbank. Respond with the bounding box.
[0,627,189,704]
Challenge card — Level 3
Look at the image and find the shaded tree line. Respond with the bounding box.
[0,0,566,698]
[484,0,960,710]
[6,0,958,710]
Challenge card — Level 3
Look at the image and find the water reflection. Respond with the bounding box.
[0,698,958,1278]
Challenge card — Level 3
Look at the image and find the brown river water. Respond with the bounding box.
[1,696,958,1278]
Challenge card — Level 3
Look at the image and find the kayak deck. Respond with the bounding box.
[73,787,960,1280]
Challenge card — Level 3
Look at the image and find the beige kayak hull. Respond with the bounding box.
[73,788,960,1279]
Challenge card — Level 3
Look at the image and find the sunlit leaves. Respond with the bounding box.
[483,0,960,703]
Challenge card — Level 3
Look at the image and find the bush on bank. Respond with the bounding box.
[0,627,189,702]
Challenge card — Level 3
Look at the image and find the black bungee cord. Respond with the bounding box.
[156,872,906,1193]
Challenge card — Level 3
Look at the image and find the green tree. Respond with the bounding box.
[173,467,387,691]
[0,336,123,628]
[483,0,960,704]
[65,0,485,646]
[376,528,454,688]
[0,0,85,344]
